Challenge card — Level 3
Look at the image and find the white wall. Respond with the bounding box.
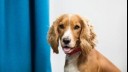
[50,0,127,72]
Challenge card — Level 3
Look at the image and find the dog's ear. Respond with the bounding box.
[48,20,59,54]
[80,18,96,55]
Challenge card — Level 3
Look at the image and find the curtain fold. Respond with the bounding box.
[0,0,51,72]
[35,0,51,72]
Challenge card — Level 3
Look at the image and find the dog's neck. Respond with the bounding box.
[65,51,81,72]
[65,48,82,62]
[65,48,94,64]
[64,49,94,72]
[66,51,81,60]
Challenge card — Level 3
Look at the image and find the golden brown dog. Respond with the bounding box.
[48,14,120,72]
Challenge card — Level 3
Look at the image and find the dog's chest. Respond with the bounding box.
[64,52,80,72]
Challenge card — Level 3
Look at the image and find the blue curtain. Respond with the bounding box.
[0,0,51,72]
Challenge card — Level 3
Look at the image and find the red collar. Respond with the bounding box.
[67,48,81,56]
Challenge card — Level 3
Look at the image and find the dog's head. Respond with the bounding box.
[48,14,96,55]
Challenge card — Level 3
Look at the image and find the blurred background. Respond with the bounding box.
[0,0,51,72]
[50,0,127,72]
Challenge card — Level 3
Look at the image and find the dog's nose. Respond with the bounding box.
[63,38,71,44]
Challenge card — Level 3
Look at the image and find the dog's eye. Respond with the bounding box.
[74,25,80,30]
[59,24,64,29]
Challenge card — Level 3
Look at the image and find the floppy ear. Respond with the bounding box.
[80,18,96,55]
[48,21,59,54]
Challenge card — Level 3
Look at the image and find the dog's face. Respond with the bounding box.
[58,15,82,54]
[48,14,96,55]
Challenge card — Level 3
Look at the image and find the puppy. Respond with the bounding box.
[48,14,120,72]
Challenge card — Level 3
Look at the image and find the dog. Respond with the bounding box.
[48,14,120,72]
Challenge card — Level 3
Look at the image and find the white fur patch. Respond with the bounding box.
[63,27,72,38]
[62,14,75,47]
[62,27,75,47]
[64,52,81,72]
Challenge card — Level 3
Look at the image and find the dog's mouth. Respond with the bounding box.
[62,46,74,54]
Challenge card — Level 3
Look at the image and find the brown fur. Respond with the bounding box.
[48,14,120,72]
[77,49,120,72]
